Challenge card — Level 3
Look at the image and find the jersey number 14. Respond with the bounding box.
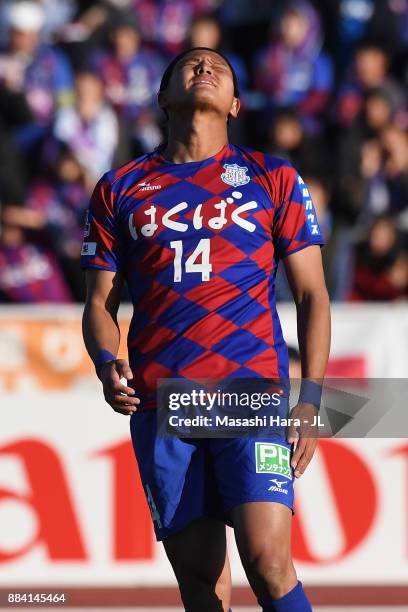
[170,239,212,282]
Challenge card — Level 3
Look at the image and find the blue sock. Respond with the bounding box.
[258,580,312,611]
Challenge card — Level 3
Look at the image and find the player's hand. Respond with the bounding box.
[99,359,140,415]
[287,402,319,478]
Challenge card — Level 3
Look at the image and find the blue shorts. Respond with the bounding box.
[130,411,296,541]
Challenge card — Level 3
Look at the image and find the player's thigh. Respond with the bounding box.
[163,516,229,587]
[231,500,293,568]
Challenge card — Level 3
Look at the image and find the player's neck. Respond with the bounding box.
[163,112,229,164]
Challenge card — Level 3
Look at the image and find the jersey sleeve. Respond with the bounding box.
[272,163,325,259]
[80,175,123,271]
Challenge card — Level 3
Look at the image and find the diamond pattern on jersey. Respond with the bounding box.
[124,155,279,391]
[242,309,274,343]
[153,335,207,370]
[247,277,272,310]
[157,297,210,334]
[184,150,235,194]
[81,144,324,408]
[135,241,175,278]
[212,328,271,365]
[215,290,267,327]
[219,259,268,294]
[248,241,274,275]
[134,280,181,320]
[242,347,279,377]
[252,208,273,235]
[182,312,239,350]
[224,365,265,378]
[129,321,177,355]
[217,224,266,256]
[206,235,248,274]
[183,275,242,310]
[129,359,174,400]
[179,350,241,379]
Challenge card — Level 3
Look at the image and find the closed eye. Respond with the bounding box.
[179,57,230,72]
[213,62,229,71]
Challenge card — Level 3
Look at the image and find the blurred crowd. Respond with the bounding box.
[0,0,407,303]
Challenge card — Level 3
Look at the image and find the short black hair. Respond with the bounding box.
[159,46,240,98]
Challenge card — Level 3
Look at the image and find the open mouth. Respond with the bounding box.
[191,78,216,87]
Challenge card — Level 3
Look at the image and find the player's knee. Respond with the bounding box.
[214,567,231,610]
[245,549,292,597]
[177,572,228,612]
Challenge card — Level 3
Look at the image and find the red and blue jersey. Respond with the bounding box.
[81,144,324,409]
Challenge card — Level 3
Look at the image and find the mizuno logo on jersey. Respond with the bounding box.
[269,478,287,489]
[137,182,162,191]
[268,479,288,494]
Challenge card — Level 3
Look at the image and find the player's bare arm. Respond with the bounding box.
[82,268,140,415]
[80,47,322,611]
[284,244,331,477]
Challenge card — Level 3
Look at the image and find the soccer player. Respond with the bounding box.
[81,47,330,612]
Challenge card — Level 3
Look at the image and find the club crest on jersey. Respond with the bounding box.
[221,163,250,187]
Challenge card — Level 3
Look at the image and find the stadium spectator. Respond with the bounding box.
[0,2,74,132]
[337,88,395,220]
[0,0,406,304]
[132,0,219,56]
[337,102,408,227]
[187,14,248,95]
[218,0,284,27]
[336,43,406,128]
[336,134,389,226]
[91,12,164,154]
[0,112,30,205]
[187,13,248,141]
[53,70,125,181]
[349,215,408,300]
[36,0,78,42]
[276,174,353,301]
[307,176,353,301]
[25,146,90,300]
[318,0,408,73]
[0,203,73,303]
[335,0,376,60]
[266,108,330,177]
[381,125,408,222]
[255,0,334,133]
[1,0,77,45]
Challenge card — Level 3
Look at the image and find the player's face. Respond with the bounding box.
[159,50,240,120]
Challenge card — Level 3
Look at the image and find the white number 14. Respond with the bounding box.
[170,239,212,282]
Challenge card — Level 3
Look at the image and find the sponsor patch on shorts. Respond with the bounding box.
[255,442,292,479]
